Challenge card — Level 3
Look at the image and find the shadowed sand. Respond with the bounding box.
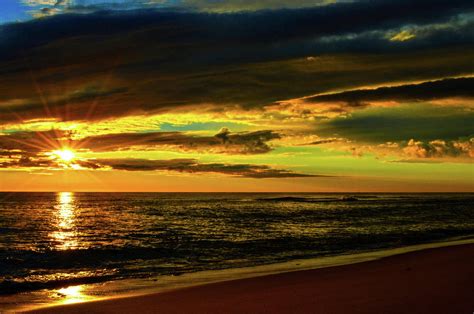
[28,244,474,314]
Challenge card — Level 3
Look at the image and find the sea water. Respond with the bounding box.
[0,192,473,310]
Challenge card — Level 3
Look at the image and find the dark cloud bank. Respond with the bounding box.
[0,155,317,179]
[0,129,281,155]
[315,104,474,143]
[80,128,280,154]
[83,158,318,178]
[2,0,472,57]
[0,0,473,123]
[307,77,474,105]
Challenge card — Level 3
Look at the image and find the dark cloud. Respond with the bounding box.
[0,155,55,169]
[78,129,280,154]
[0,130,71,153]
[315,105,474,143]
[0,130,314,175]
[1,48,471,124]
[0,87,128,123]
[0,154,319,178]
[2,1,472,56]
[36,0,341,13]
[40,7,54,14]
[0,129,280,155]
[306,77,474,104]
[87,158,318,178]
[0,1,472,124]
[0,129,74,169]
[302,138,342,145]
[304,19,474,54]
[180,0,335,12]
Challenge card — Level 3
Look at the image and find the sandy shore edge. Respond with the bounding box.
[20,237,474,314]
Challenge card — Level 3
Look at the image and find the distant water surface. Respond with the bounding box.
[0,192,473,307]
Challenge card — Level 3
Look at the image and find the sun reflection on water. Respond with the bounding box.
[55,285,92,305]
[49,192,78,250]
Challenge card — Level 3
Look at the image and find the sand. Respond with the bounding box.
[27,243,474,314]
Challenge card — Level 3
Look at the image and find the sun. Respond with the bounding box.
[53,149,76,162]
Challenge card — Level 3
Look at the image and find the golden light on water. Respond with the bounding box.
[50,192,78,250]
[55,285,91,305]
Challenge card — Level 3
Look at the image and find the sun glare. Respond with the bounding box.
[53,149,76,162]
[55,285,93,305]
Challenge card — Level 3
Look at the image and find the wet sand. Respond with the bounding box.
[28,243,474,314]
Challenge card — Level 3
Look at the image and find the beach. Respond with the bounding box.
[27,243,474,314]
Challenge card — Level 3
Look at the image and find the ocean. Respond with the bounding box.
[1,192,473,310]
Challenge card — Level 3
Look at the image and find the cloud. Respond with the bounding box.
[178,0,338,12]
[23,0,339,14]
[0,128,280,155]
[301,138,344,145]
[84,158,318,178]
[305,77,474,105]
[0,130,71,153]
[305,136,474,162]
[0,129,76,169]
[402,138,474,159]
[263,77,474,127]
[0,1,472,125]
[0,153,319,178]
[5,1,473,55]
[390,30,416,42]
[77,129,280,154]
[22,0,64,5]
[306,17,474,54]
[0,128,311,176]
[0,155,56,168]
[2,48,471,124]
[315,104,474,143]
[0,87,129,124]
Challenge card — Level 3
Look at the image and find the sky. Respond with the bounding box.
[0,0,473,192]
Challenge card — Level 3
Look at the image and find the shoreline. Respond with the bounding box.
[25,240,474,314]
[12,236,474,313]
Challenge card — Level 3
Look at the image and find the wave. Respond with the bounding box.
[256,196,360,202]
[0,274,118,295]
